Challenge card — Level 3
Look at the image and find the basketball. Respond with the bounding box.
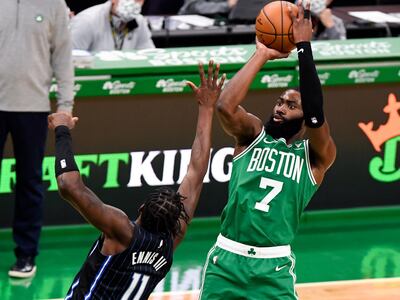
[255,1,298,53]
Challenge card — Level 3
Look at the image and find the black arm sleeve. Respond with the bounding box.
[55,126,79,177]
[296,41,325,128]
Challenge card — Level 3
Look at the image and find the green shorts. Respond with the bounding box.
[199,235,298,300]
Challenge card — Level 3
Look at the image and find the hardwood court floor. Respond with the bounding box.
[148,278,400,300]
[0,207,399,300]
[296,278,400,300]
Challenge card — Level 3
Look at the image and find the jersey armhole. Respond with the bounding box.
[233,130,266,162]
[304,140,317,186]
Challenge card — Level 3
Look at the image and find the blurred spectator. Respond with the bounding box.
[179,0,238,17]
[141,0,184,15]
[71,0,155,51]
[299,0,346,40]
[67,6,75,19]
[66,0,106,15]
[0,0,74,278]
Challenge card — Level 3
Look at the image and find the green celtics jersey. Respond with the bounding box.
[220,130,319,247]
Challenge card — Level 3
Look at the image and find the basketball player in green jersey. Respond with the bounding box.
[200,2,337,300]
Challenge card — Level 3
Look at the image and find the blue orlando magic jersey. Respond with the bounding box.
[65,223,173,300]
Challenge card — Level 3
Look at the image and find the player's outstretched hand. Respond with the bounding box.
[186,60,226,108]
[48,112,79,130]
[256,37,290,60]
[289,0,313,44]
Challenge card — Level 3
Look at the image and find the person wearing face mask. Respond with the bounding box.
[71,0,155,51]
[296,0,346,40]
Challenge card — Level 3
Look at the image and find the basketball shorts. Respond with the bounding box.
[199,234,298,300]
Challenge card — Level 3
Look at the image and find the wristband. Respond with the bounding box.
[55,126,79,177]
[296,41,325,128]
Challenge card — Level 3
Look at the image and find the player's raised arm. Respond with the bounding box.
[290,1,336,184]
[48,113,134,251]
[174,61,225,249]
[216,40,289,147]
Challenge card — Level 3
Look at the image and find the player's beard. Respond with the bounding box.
[264,115,304,141]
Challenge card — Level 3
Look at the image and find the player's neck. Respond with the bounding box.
[264,117,304,143]
[287,128,306,144]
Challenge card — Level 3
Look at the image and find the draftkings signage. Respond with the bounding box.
[0,148,233,194]
[2,69,400,226]
[358,94,400,182]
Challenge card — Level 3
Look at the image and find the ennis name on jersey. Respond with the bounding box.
[66,224,173,300]
[132,250,168,272]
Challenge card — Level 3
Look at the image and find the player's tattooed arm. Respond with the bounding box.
[49,113,134,252]
[175,61,225,249]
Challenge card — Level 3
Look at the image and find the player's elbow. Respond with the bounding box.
[57,173,83,201]
[216,98,234,117]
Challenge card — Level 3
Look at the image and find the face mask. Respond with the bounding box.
[115,0,142,23]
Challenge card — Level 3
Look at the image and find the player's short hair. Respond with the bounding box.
[282,87,300,95]
[282,88,301,104]
[140,187,189,237]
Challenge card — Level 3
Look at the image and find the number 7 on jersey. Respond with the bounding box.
[255,177,283,212]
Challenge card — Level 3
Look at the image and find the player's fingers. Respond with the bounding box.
[297,0,303,8]
[72,117,79,127]
[186,80,198,92]
[297,0,304,20]
[287,2,296,22]
[198,62,206,86]
[213,63,220,86]
[207,60,214,86]
[218,73,226,89]
[305,0,311,11]
[47,115,53,127]
[304,0,311,20]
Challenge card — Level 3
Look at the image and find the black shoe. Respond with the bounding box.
[8,257,37,278]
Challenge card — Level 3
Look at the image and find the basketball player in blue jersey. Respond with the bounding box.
[47,61,225,300]
[200,2,337,299]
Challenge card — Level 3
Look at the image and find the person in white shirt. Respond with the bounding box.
[298,0,346,40]
[71,0,155,51]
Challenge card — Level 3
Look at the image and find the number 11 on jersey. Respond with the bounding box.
[255,177,283,212]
